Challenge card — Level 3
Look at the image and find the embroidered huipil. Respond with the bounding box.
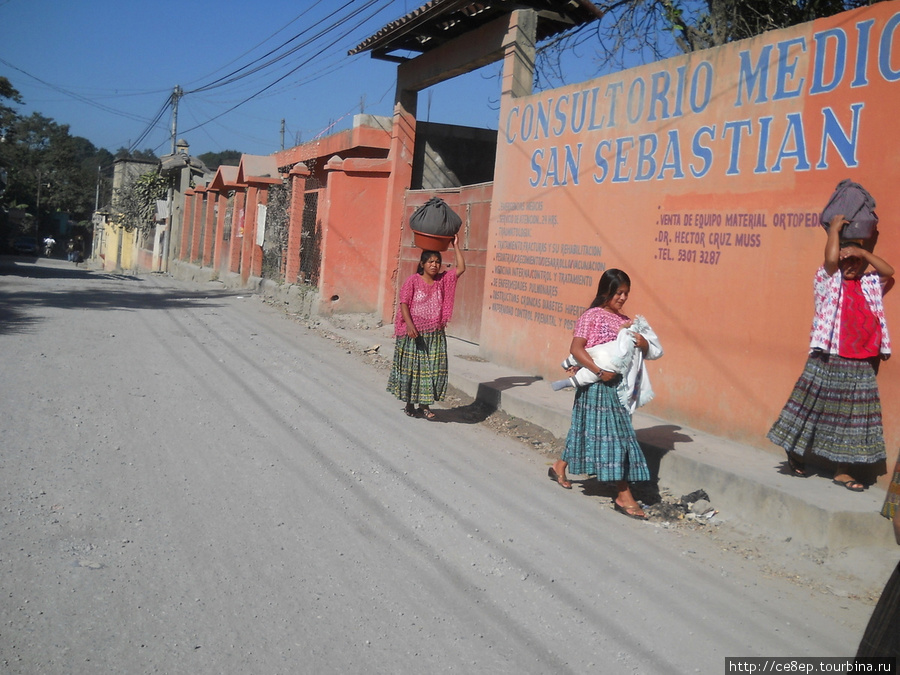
[393,269,459,337]
[574,307,631,348]
[809,267,891,357]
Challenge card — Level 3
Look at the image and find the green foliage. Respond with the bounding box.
[113,171,170,233]
[0,76,23,105]
[0,82,118,230]
[198,149,242,169]
[114,147,159,162]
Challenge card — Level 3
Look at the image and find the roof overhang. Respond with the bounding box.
[208,165,241,192]
[236,154,282,185]
[349,0,602,62]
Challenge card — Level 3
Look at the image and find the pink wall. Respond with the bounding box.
[481,3,900,464]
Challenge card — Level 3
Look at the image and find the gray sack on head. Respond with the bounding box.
[409,197,462,237]
[820,178,878,240]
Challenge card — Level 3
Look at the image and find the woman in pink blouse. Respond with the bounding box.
[549,269,652,519]
[387,239,466,419]
[768,214,894,490]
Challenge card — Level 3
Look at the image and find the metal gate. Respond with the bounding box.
[299,172,322,286]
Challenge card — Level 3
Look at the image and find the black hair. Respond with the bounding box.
[417,250,442,275]
[589,268,631,309]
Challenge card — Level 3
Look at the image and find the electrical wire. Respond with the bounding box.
[2,0,404,153]
[0,57,163,124]
[185,0,387,95]
[178,0,395,137]
[126,95,172,155]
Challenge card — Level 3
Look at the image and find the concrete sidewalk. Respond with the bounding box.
[318,314,898,558]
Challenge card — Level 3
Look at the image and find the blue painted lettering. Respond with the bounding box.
[816,103,863,169]
[772,113,810,172]
[811,29,846,94]
[691,126,715,178]
[635,134,658,181]
[774,37,806,100]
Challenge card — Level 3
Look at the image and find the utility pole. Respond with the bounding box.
[280,119,285,150]
[162,85,183,272]
[94,165,101,212]
[170,85,183,153]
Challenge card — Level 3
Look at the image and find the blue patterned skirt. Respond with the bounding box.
[767,351,886,465]
[562,378,650,483]
[386,329,448,405]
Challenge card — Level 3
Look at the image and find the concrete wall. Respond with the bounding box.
[413,121,497,189]
[480,2,900,459]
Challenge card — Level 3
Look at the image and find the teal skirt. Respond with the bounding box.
[562,378,650,483]
[387,329,448,405]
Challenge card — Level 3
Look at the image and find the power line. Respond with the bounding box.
[178,0,394,137]
[0,57,163,125]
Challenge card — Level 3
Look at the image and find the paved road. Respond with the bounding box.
[0,257,877,674]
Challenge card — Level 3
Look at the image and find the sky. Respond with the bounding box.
[0,0,608,159]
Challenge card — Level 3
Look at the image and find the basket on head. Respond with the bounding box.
[413,231,453,251]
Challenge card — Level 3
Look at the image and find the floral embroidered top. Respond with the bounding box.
[573,307,631,348]
[809,266,891,357]
[393,269,459,337]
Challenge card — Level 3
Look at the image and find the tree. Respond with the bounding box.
[198,149,242,169]
[114,147,159,162]
[537,0,883,88]
[0,78,123,241]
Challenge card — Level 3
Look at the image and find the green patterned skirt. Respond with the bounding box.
[387,329,448,405]
[767,351,886,465]
[562,378,650,483]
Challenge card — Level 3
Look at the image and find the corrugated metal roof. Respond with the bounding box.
[349,0,602,60]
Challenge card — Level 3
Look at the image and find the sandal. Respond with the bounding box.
[833,478,865,492]
[548,466,572,489]
[786,456,808,477]
[404,404,420,418]
[614,502,648,520]
[420,407,436,420]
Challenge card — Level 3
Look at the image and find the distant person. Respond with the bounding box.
[548,269,652,520]
[387,237,466,420]
[768,214,893,490]
[66,238,76,262]
[856,455,900,660]
[43,236,55,256]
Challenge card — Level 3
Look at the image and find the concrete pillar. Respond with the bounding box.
[501,9,537,98]
[286,163,310,284]
[241,185,259,283]
[202,189,216,267]
[180,189,195,262]
[250,185,269,278]
[376,82,418,323]
[213,190,228,273]
[190,187,205,264]
[230,189,246,275]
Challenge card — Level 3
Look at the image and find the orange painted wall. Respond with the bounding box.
[318,161,391,313]
[481,3,900,457]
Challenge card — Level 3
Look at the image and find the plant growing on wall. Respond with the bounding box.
[261,181,291,281]
[112,171,170,233]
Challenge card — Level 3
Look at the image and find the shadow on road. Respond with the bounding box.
[431,376,544,425]
[0,257,241,336]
